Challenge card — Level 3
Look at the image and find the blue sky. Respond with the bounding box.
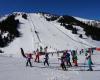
[0,0,100,20]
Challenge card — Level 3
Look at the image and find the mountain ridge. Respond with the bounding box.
[0,12,100,56]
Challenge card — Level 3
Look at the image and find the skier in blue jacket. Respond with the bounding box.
[86,51,93,71]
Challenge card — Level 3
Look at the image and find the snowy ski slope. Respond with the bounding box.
[1,13,100,56]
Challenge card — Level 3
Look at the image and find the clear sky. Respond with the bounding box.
[0,0,100,20]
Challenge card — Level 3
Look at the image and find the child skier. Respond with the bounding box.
[73,51,78,66]
[44,53,49,66]
[65,51,72,67]
[86,50,93,71]
[71,50,75,63]
[40,46,43,52]
[44,46,48,53]
[26,53,33,67]
[60,53,67,71]
[35,49,40,63]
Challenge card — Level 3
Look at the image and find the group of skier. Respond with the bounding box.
[59,50,78,70]
[25,46,49,67]
[22,46,94,71]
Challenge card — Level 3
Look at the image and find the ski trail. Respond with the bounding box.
[29,14,75,50]
[50,22,94,48]
[28,14,41,42]
[31,14,92,50]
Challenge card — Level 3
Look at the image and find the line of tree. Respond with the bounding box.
[58,15,100,41]
[22,14,27,19]
[0,14,21,47]
[40,12,59,21]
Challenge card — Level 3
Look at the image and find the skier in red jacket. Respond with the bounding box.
[35,49,40,63]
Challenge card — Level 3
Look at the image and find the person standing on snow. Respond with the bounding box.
[35,49,40,63]
[44,53,49,66]
[74,51,78,66]
[88,48,93,65]
[44,46,49,66]
[40,46,43,52]
[71,50,75,63]
[86,49,93,71]
[44,46,48,53]
[26,53,33,67]
[60,53,67,70]
[65,50,72,67]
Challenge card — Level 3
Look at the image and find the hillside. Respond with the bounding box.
[0,12,100,56]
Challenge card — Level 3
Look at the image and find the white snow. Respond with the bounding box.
[74,16,100,27]
[0,12,100,80]
[74,16,94,22]
[0,50,100,80]
[0,15,8,22]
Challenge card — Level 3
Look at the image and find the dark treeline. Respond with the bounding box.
[41,12,59,21]
[57,15,100,41]
[0,14,21,47]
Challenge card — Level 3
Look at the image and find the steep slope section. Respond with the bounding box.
[28,14,93,50]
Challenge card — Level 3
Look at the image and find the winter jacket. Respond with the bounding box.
[86,54,92,65]
[66,53,70,61]
[27,53,33,59]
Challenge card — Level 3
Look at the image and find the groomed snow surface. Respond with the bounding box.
[0,50,100,80]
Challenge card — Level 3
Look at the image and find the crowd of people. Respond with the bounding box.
[22,47,95,71]
[25,46,49,67]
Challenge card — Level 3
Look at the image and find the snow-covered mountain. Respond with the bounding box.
[0,12,100,56]
[74,16,100,28]
[1,12,100,80]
